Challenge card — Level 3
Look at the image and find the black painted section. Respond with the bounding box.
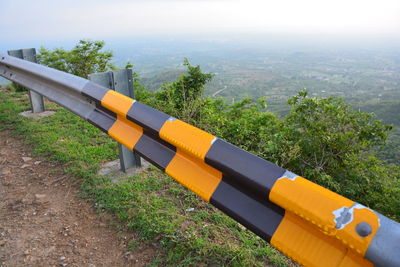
[82,82,117,118]
[210,179,285,242]
[126,102,170,134]
[205,139,286,199]
[86,108,116,133]
[133,131,176,170]
[82,81,110,102]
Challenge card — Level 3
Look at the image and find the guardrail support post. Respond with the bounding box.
[89,69,142,172]
[7,48,45,113]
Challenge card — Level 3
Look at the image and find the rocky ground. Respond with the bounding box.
[0,130,158,267]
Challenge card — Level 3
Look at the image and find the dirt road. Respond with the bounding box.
[0,130,158,266]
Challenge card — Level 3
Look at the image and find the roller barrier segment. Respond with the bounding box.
[1,54,399,267]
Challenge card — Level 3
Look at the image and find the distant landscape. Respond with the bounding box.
[136,45,400,114]
[108,36,400,164]
[1,35,399,163]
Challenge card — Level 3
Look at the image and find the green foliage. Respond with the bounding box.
[37,40,114,78]
[282,92,399,214]
[137,61,399,221]
[285,90,391,176]
[372,128,400,164]
[361,101,400,164]
[198,97,300,168]
[6,82,26,92]
[139,59,213,123]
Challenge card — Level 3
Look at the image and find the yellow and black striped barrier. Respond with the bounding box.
[81,83,397,267]
[1,53,399,267]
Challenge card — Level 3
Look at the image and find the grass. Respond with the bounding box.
[0,88,291,266]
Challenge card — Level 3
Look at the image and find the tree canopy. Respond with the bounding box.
[37,40,114,78]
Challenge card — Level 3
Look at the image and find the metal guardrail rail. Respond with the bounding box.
[89,69,142,172]
[7,48,45,113]
[0,54,399,267]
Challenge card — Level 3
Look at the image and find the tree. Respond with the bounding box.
[140,58,213,123]
[285,90,392,175]
[37,40,114,78]
[282,91,399,217]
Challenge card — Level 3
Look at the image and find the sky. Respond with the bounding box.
[1,0,399,43]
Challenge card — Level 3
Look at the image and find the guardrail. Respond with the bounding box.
[1,53,399,267]
[89,69,142,172]
[7,48,45,113]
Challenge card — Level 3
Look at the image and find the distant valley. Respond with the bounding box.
[120,39,399,164]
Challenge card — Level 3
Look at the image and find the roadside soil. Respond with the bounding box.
[0,130,158,267]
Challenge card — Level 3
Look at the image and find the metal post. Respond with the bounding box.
[7,48,45,113]
[89,69,142,172]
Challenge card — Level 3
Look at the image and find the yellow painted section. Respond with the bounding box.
[159,119,215,160]
[101,90,135,116]
[270,177,353,236]
[339,249,373,267]
[165,149,222,202]
[271,212,373,267]
[270,176,380,257]
[108,115,143,150]
[335,206,379,255]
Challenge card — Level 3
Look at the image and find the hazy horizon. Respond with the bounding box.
[1,0,399,45]
[1,32,400,58]
[2,0,400,92]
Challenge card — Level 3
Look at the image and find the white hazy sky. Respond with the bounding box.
[1,0,399,41]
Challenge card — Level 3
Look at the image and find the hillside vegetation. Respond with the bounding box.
[135,60,400,221]
[136,43,400,164]
[2,40,398,265]
[36,40,400,221]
